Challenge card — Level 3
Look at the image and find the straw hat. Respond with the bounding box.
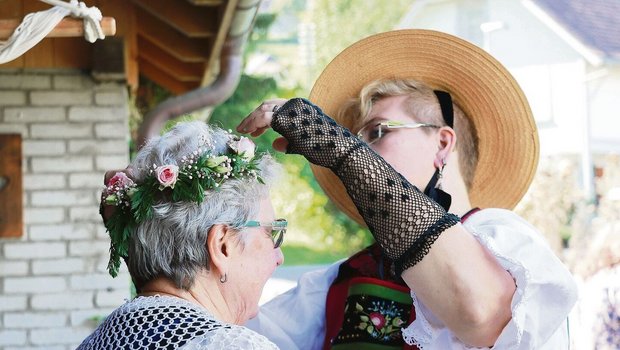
[308,29,539,225]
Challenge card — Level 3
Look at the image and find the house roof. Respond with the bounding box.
[532,0,620,61]
[0,0,259,94]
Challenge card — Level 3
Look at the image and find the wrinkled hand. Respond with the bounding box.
[236,99,289,152]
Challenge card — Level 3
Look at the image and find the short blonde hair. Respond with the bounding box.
[339,79,478,190]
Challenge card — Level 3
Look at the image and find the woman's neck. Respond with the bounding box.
[442,163,473,217]
[139,273,240,324]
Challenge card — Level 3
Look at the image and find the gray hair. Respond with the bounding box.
[126,121,280,290]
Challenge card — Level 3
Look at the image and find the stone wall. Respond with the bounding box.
[0,70,131,349]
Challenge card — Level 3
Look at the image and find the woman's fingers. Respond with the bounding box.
[237,99,287,134]
[251,126,270,137]
[272,137,288,153]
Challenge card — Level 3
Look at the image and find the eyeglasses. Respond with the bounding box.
[243,218,287,249]
[356,120,440,145]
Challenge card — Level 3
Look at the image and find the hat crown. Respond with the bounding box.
[309,29,539,225]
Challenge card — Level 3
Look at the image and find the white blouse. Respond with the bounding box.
[246,209,578,349]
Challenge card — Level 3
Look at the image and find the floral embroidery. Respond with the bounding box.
[332,280,413,348]
[354,300,406,341]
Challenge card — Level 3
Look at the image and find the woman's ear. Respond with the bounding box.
[206,224,236,274]
[434,126,457,168]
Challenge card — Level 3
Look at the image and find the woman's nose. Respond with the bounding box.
[275,247,284,266]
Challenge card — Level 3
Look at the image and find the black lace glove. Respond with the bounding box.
[272,98,460,274]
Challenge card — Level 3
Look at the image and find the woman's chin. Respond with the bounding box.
[244,305,259,323]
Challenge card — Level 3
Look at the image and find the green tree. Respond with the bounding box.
[211,12,373,264]
[305,0,415,83]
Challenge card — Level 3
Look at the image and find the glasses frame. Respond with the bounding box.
[243,218,287,249]
[357,120,440,145]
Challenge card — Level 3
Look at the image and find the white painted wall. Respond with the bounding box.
[588,67,620,153]
[0,70,131,349]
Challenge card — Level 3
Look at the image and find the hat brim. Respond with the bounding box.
[308,29,539,225]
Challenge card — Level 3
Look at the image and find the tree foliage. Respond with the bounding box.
[305,0,415,82]
[210,7,388,259]
[132,3,419,263]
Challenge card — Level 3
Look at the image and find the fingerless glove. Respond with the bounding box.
[272,98,459,274]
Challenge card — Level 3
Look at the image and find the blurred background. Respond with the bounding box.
[217,4,620,348]
[0,0,618,349]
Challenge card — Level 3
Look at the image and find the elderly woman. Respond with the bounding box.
[78,121,284,349]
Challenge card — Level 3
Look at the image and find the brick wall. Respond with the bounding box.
[0,70,131,349]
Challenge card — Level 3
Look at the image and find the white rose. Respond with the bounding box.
[230,136,256,161]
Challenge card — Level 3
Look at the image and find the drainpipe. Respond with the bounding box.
[136,0,261,149]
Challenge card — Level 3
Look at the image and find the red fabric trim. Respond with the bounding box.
[323,279,349,350]
[323,208,483,349]
[461,207,481,223]
[324,275,419,350]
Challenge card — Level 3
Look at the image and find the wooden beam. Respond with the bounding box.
[186,0,224,5]
[202,0,239,85]
[135,7,209,63]
[21,0,54,67]
[138,37,204,82]
[139,58,199,95]
[0,0,22,18]
[96,0,139,92]
[132,0,217,38]
[52,37,92,68]
[0,17,116,40]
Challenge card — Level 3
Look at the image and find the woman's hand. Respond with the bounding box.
[236,99,289,152]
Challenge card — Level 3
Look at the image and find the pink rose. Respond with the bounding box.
[107,172,134,189]
[229,137,255,160]
[156,165,179,189]
[369,312,386,329]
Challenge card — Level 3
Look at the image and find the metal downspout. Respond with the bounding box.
[136,0,261,149]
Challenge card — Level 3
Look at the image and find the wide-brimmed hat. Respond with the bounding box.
[308,29,539,225]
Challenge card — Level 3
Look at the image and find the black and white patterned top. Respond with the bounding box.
[77,295,278,350]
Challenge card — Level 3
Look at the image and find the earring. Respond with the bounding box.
[423,160,451,211]
[436,159,446,190]
[219,273,227,283]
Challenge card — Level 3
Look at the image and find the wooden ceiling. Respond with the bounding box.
[0,0,243,94]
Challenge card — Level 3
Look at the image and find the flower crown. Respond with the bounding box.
[102,136,264,277]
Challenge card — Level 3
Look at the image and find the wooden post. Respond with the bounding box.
[0,17,116,40]
[0,134,23,238]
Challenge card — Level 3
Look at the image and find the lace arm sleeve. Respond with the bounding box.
[272,98,459,274]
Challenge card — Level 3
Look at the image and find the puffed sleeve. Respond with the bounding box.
[245,262,341,350]
[402,208,578,349]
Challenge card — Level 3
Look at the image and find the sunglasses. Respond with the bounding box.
[243,218,287,249]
